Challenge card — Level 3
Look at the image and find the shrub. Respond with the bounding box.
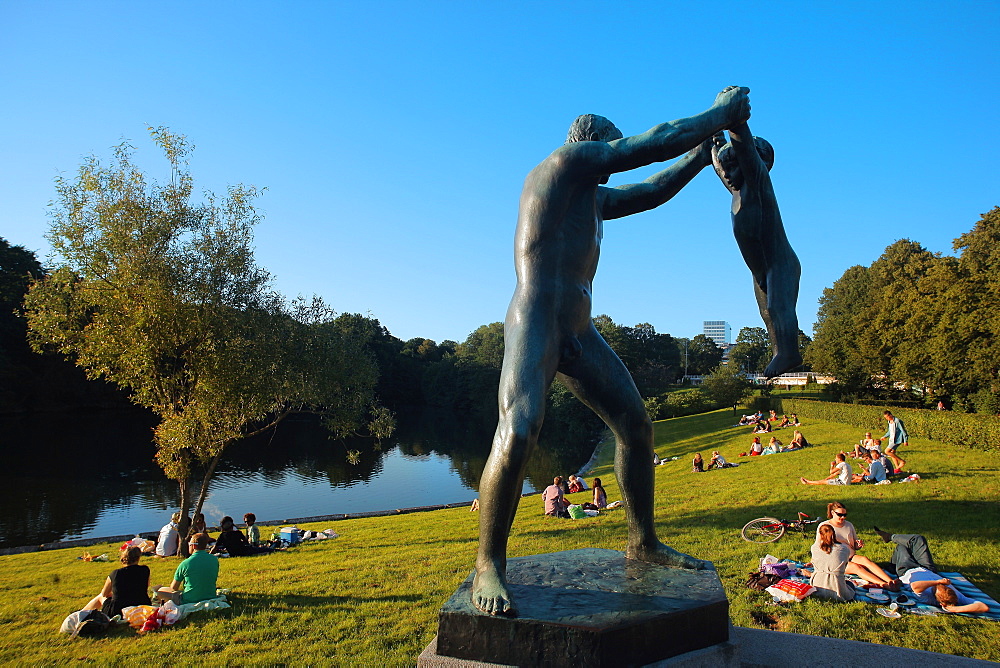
[782,398,1000,453]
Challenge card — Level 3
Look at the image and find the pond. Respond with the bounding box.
[0,406,599,549]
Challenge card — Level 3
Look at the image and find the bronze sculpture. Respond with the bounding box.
[473,87,752,616]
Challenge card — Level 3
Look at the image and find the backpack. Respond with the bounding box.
[745,571,783,591]
[60,609,111,637]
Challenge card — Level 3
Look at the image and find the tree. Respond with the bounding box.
[0,238,44,376]
[593,315,680,395]
[685,334,724,375]
[25,128,389,550]
[701,363,753,409]
[728,327,770,374]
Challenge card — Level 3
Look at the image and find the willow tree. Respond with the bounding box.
[26,128,390,550]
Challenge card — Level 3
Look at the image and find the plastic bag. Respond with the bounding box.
[765,578,816,602]
[122,605,158,629]
[762,562,793,578]
[567,504,587,519]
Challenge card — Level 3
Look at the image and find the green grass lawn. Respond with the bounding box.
[3,409,998,665]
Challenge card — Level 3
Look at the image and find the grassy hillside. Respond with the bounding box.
[2,409,998,664]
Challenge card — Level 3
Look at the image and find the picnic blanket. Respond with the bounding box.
[852,571,1000,620]
[761,557,1000,620]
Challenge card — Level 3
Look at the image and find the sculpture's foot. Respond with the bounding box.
[472,564,518,617]
[764,351,803,378]
[627,541,707,570]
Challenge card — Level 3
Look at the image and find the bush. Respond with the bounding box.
[646,389,719,420]
[782,398,1000,453]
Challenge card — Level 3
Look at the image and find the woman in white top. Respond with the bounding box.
[800,452,851,485]
[815,502,899,590]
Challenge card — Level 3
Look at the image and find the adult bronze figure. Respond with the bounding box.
[473,86,752,616]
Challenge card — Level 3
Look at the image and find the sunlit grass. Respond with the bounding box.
[2,408,998,664]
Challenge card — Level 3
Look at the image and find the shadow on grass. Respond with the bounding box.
[229,591,427,612]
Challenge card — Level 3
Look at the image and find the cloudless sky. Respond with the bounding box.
[2,2,997,345]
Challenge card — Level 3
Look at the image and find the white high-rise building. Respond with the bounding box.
[703,320,731,347]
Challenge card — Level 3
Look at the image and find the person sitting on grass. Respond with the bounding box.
[82,546,151,618]
[692,452,705,472]
[542,477,569,517]
[786,430,808,450]
[155,512,181,558]
[851,432,878,459]
[753,419,772,434]
[800,453,852,485]
[791,413,800,426]
[763,436,782,455]
[777,414,791,428]
[809,524,854,602]
[852,451,887,483]
[244,513,260,546]
[872,527,989,613]
[156,533,219,604]
[816,502,899,591]
[591,478,607,510]
[567,474,588,493]
[707,451,731,469]
[871,448,893,477]
[749,437,763,456]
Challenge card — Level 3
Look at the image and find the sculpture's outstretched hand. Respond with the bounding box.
[714,86,751,126]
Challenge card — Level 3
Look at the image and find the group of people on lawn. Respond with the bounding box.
[542,475,608,517]
[801,411,909,486]
[81,511,273,620]
[806,502,988,614]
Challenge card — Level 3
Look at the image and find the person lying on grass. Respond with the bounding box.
[800,453,852,486]
[873,527,989,613]
[816,502,900,591]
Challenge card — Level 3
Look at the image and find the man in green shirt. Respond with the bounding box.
[156,533,219,604]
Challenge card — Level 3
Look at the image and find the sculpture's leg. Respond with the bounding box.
[558,327,705,570]
[473,321,556,617]
[757,245,802,377]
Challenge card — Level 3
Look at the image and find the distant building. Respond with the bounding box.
[703,320,731,347]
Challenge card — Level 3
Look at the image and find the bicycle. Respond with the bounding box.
[741,512,820,543]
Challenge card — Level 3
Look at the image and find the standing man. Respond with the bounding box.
[882,410,908,473]
[473,86,752,616]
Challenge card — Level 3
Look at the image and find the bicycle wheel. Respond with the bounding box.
[741,517,786,543]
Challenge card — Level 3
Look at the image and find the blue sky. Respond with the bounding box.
[2,2,997,345]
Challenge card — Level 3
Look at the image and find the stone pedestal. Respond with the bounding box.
[425,548,729,668]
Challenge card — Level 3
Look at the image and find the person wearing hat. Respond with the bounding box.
[155,512,182,557]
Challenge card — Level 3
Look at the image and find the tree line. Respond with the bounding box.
[805,206,1000,413]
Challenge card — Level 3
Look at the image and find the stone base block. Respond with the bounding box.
[431,549,729,668]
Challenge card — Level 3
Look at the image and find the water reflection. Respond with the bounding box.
[0,406,598,548]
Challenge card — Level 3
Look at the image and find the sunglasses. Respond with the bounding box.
[833,512,848,517]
